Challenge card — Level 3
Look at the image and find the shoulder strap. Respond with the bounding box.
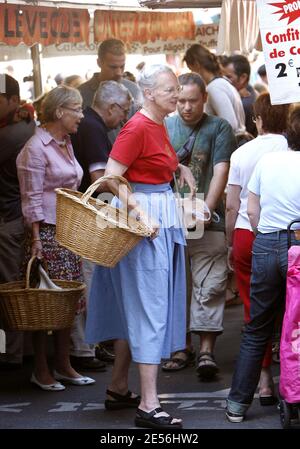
[185,113,208,147]
[191,113,207,135]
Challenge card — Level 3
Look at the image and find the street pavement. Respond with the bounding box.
[0,304,282,433]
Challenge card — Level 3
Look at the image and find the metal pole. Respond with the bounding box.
[30,43,42,98]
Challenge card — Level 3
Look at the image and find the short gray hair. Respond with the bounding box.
[138,64,175,94]
[41,85,82,123]
[92,80,132,108]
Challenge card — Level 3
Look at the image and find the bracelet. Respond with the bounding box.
[32,238,41,242]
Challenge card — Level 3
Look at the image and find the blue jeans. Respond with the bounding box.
[227,231,300,415]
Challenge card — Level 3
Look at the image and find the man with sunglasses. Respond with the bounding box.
[70,81,132,372]
[163,72,236,379]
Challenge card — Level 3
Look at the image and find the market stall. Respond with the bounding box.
[0,0,220,96]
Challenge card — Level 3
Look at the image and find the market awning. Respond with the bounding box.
[94,10,195,44]
[0,3,90,46]
[216,0,262,54]
[1,3,196,47]
[139,0,222,8]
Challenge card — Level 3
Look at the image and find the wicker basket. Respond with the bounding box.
[0,257,85,331]
[55,175,152,268]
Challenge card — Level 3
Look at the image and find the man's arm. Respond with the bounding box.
[247,191,261,234]
[205,162,230,215]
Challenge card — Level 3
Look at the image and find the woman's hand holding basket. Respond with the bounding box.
[31,239,43,259]
[131,205,159,240]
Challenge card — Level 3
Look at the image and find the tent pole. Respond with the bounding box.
[30,43,43,98]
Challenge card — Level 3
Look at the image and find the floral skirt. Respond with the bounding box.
[23,223,84,312]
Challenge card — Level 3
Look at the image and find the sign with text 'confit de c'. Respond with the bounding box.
[256,0,300,104]
[94,10,195,44]
[0,3,90,47]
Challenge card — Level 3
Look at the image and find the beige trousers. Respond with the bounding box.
[187,231,228,334]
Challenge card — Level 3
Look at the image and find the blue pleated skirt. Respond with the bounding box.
[85,182,187,364]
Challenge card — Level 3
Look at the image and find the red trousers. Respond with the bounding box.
[233,228,272,368]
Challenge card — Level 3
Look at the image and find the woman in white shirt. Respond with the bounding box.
[226,105,300,423]
[226,93,290,409]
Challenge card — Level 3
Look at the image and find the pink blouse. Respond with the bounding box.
[17,127,83,225]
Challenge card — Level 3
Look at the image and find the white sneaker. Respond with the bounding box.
[226,410,244,423]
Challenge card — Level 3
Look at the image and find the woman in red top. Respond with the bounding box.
[86,65,195,429]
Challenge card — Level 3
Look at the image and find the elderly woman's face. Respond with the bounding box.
[151,72,181,114]
[58,102,83,134]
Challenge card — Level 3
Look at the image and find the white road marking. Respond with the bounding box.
[83,403,105,411]
[159,388,231,399]
[0,381,279,414]
[48,402,81,412]
[0,403,31,413]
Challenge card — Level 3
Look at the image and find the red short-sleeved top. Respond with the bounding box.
[110,112,178,184]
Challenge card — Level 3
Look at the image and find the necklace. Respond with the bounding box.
[42,125,67,147]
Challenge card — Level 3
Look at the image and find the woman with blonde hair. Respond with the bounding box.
[17,86,94,391]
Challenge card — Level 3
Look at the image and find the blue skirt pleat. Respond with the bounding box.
[85,183,186,364]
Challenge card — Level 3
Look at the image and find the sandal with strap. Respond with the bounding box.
[105,389,141,410]
[161,348,196,372]
[197,352,219,380]
[135,407,183,429]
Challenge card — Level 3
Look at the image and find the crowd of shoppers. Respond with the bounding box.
[0,38,298,428]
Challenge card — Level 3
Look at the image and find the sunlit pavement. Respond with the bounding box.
[0,304,281,430]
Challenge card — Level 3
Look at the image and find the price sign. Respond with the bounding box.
[256,0,300,104]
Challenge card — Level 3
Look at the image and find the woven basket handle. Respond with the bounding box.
[81,174,132,204]
[26,256,48,289]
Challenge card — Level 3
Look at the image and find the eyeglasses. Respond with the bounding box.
[159,86,183,95]
[62,106,83,115]
[114,103,130,115]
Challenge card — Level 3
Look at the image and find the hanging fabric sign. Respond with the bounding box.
[94,10,195,44]
[0,3,90,47]
[256,0,300,104]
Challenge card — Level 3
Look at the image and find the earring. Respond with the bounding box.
[56,111,62,119]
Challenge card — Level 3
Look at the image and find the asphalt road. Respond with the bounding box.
[0,303,287,442]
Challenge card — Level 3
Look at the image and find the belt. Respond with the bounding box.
[258,230,295,234]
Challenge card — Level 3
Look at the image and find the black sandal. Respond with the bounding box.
[196,352,219,380]
[161,349,196,372]
[135,407,183,429]
[105,389,141,410]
